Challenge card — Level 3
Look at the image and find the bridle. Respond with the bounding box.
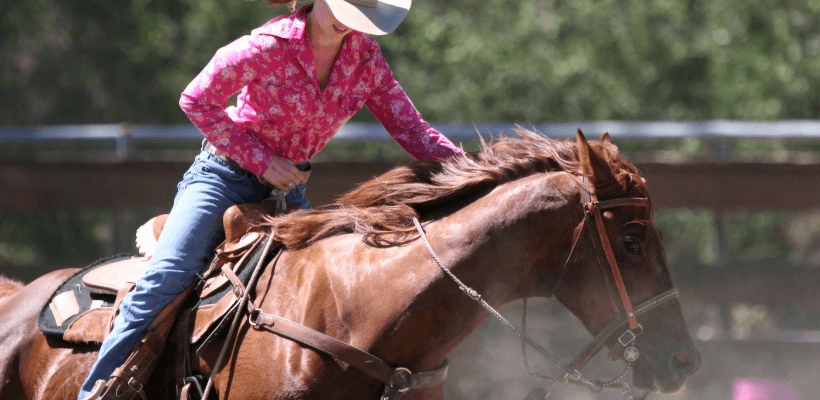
[412,176,680,399]
[550,178,681,374]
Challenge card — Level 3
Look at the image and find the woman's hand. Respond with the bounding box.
[260,155,307,190]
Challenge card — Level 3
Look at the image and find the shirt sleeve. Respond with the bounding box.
[179,35,277,176]
[365,59,462,161]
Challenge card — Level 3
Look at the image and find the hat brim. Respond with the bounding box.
[323,0,411,36]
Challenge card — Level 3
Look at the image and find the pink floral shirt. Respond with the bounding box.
[180,5,462,176]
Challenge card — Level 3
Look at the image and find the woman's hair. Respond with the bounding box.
[261,0,298,10]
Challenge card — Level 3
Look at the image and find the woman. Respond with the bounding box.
[77,0,463,398]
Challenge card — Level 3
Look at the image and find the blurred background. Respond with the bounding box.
[2,0,820,398]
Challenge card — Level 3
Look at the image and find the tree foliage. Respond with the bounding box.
[2,0,819,124]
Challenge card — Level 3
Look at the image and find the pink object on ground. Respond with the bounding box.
[733,378,800,400]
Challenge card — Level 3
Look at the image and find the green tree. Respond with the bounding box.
[2,0,819,124]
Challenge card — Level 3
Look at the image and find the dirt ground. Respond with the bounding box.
[443,298,816,400]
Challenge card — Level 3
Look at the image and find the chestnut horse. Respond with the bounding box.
[0,129,700,399]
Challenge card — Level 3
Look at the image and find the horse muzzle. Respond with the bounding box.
[631,340,701,393]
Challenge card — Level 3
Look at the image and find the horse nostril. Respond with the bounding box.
[670,351,698,376]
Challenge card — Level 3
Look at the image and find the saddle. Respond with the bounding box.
[39,201,281,345]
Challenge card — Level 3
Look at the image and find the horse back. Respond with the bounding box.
[0,268,86,400]
[0,269,78,321]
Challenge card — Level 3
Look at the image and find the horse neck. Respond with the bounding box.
[367,172,582,369]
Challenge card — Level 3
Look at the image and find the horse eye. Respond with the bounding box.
[623,238,642,255]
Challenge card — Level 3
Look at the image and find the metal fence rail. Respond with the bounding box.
[3,120,819,162]
[3,119,820,143]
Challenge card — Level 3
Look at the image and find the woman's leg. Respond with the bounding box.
[78,151,270,399]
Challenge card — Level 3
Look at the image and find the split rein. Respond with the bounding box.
[410,186,680,400]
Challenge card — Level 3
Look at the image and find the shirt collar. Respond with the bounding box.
[266,4,310,40]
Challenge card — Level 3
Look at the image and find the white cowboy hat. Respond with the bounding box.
[322,0,412,36]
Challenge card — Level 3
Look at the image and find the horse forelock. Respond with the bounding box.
[265,128,647,249]
[589,138,649,199]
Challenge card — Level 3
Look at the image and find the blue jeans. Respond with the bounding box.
[77,149,308,399]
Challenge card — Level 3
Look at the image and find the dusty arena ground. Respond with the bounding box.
[444,298,815,400]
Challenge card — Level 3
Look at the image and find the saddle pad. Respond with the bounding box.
[37,243,272,345]
[39,255,131,339]
[82,257,150,294]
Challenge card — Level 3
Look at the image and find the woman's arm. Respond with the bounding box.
[364,59,462,161]
[179,35,278,176]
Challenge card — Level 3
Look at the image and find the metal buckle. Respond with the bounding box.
[619,383,631,395]
[388,367,413,393]
[127,377,143,393]
[180,376,204,398]
[569,369,582,381]
[618,330,636,347]
[381,368,413,400]
[248,308,262,327]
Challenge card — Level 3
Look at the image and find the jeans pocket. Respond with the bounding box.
[201,157,249,183]
[174,159,203,204]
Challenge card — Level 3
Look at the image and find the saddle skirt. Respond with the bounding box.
[38,201,280,345]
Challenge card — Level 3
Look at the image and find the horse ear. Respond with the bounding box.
[600,131,612,144]
[577,128,616,188]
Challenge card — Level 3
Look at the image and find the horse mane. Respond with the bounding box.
[264,128,647,249]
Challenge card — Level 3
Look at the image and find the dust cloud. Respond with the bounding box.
[443,298,815,400]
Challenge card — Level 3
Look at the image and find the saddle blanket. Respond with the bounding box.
[38,241,267,345]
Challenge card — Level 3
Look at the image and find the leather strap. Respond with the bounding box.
[108,281,137,337]
[203,141,244,170]
[567,288,679,372]
[247,310,448,392]
[221,264,246,298]
[587,203,639,330]
[596,198,650,209]
[204,141,312,174]
[174,308,194,396]
[101,332,162,400]
[97,282,197,400]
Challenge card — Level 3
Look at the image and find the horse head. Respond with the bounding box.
[547,129,701,394]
